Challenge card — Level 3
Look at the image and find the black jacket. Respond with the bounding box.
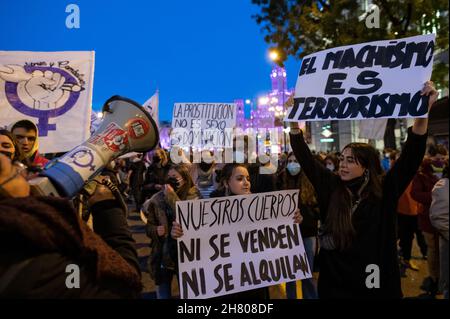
[290,127,426,299]
[0,197,141,299]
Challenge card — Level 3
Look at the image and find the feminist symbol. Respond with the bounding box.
[0,64,84,136]
[68,148,96,171]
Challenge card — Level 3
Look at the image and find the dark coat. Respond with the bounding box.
[0,197,141,298]
[280,170,319,238]
[145,186,201,285]
[142,163,170,200]
[247,163,277,194]
[411,160,439,234]
[290,127,427,299]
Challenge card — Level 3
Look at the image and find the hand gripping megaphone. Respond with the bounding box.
[29,96,159,197]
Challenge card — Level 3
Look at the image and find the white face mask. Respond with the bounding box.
[286,162,301,175]
[326,164,335,171]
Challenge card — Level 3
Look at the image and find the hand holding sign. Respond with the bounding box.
[286,34,436,122]
[421,80,439,111]
[293,208,303,224]
[413,80,439,136]
[171,221,183,239]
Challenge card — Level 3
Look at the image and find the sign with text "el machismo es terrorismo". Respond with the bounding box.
[176,190,312,299]
[285,34,435,122]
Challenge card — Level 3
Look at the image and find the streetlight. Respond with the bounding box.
[269,50,279,62]
[269,48,287,153]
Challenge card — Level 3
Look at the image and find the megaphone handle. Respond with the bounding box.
[102,95,122,113]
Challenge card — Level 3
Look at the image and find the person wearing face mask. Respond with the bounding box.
[324,154,339,173]
[288,81,439,299]
[411,144,448,298]
[142,149,170,201]
[0,130,22,162]
[281,153,319,299]
[144,164,201,299]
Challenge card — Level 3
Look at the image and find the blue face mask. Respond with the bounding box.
[287,162,301,176]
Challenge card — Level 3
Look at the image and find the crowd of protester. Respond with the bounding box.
[0,81,448,299]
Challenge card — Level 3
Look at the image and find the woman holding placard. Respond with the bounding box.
[290,81,438,298]
[145,163,201,299]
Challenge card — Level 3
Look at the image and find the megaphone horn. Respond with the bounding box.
[34,96,159,197]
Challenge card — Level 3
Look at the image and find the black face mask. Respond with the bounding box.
[199,162,213,172]
[167,177,180,190]
[153,156,161,164]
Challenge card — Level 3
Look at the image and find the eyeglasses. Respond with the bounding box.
[0,161,28,189]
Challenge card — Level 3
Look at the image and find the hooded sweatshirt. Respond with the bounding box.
[10,120,49,169]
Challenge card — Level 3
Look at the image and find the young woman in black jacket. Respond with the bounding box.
[290,81,438,298]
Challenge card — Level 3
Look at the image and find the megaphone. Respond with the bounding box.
[29,96,159,197]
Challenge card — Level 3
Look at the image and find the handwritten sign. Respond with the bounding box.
[285,34,435,122]
[176,190,312,299]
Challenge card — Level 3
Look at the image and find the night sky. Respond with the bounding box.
[0,0,301,121]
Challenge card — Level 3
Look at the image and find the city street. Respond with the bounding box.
[128,209,442,299]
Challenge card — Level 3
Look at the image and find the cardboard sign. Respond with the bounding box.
[285,34,435,122]
[176,190,312,299]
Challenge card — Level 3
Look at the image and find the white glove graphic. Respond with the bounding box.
[0,64,82,110]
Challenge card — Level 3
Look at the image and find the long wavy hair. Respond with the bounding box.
[283,152,317,207]
[325,143,383,251]
[168,164,195,200]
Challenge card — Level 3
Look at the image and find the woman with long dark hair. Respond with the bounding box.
[281,152,319,299]
[145,163,201,299]
[289,81,439,298]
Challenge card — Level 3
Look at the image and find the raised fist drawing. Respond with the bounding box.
[0,64,82,110]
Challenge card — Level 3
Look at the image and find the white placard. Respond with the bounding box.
[0,51,95,153]
[171,103,236,147]
[285,34,435,122]
[176,190,312,299]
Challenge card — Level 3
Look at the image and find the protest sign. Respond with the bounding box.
[0,51,95,153]
[171,103,236,148]
[285,34,435,122]
[358,118,388,140]
[176,190,312,299]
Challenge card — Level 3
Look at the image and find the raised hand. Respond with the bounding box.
[421,80,439,111]
[0,64,81,110]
